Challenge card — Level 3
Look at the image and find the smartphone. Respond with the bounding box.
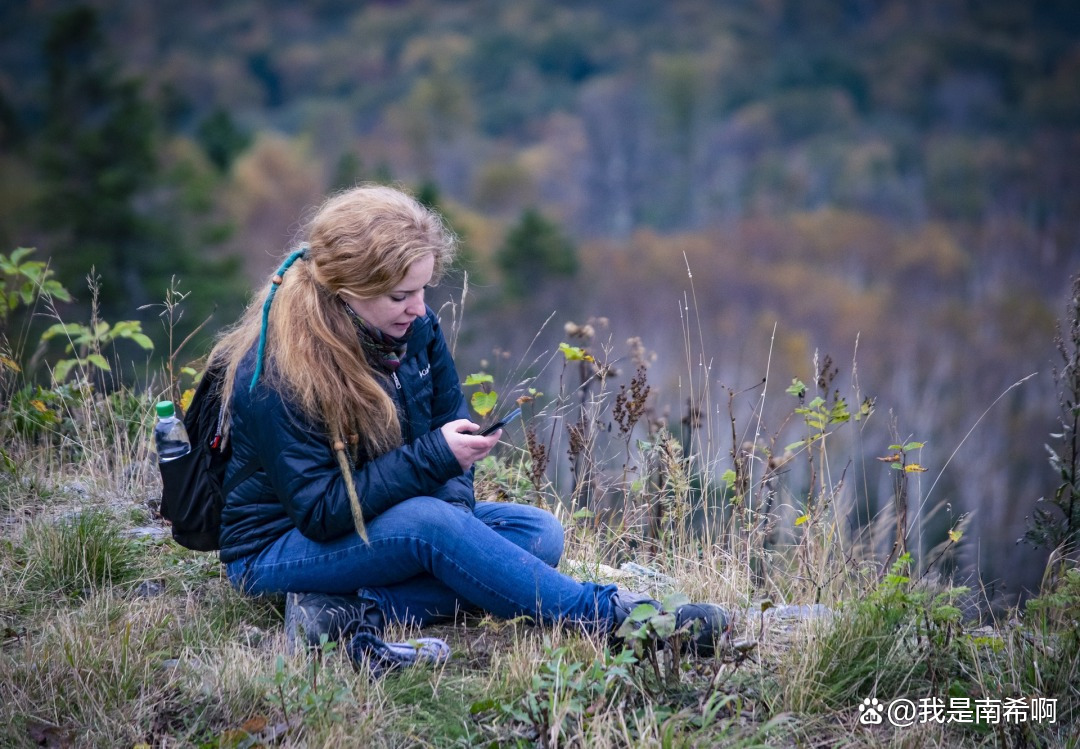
[478,406,522,436]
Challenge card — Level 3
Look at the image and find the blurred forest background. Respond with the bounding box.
[1,0,1078,608]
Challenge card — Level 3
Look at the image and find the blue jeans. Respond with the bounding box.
[225,498,618,632]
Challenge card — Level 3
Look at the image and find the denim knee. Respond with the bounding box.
[531,509,565,567]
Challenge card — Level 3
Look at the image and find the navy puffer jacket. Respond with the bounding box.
[218,308,474,563]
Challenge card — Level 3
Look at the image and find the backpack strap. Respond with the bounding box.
[223,459,261,495]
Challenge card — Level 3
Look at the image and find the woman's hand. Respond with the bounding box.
[440,419,501,471]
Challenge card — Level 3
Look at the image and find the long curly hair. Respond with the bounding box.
[209,184,457,458]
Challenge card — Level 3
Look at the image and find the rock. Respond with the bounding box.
[126,525,169,541]
[134,580,165,598]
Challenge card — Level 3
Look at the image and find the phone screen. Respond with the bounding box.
[479,406,522,436]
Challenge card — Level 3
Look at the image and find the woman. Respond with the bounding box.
[209,184,724,671]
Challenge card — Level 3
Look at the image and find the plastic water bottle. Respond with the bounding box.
[154,400,191,462]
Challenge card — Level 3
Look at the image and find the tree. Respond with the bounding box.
[36,5,159,311]
[34,5,245,366]
[196,108,252,173]
[496,208,578,298]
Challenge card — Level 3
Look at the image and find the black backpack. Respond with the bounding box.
[158,366,259,551]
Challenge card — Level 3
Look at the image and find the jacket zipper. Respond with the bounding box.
[391,371,413,443]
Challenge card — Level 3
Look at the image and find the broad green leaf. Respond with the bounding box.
[721,468,737,486]
[42,280,72,302]
[807,396,825,410]
[130,333,154,350]
[786,379,806,397]
[9,247,35,265]
[471,390,497,416]
[948,529,963,543]
[86,354,111,372]
[463,372,494,386]
[661,592,690,611]
[783,440,805,452]
[53,359,76,383]
[39,322,74,341]
[903,441,925,451]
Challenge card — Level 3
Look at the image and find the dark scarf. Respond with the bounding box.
[342,300,409,372]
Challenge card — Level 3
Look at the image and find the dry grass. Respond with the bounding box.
[1,290,1077,747]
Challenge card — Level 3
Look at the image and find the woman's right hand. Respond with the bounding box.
[440,419,501,471]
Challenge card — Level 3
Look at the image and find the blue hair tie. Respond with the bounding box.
[250,245,308,392]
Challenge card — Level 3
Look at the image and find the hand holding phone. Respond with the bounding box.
[478,406,522,436]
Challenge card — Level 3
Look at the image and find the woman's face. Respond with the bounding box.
[344,253,435,338]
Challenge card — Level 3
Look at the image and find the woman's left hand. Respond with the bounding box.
[440,419,501,471]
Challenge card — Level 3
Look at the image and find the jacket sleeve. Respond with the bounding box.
[425,312,477,511]
[245,381,465,541]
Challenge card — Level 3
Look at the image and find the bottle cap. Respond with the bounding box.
[155,401,176,418]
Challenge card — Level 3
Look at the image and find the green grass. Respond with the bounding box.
[1,291,1077,747]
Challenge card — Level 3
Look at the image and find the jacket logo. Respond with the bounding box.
[418,364,431,378]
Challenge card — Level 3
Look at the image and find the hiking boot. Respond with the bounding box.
[347,632,452,678]
[610,590,728,657]
[284,592,384,654]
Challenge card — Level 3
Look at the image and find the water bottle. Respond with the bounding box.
[154,400,191,462]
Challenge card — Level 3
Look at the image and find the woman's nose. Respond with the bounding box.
[406,295,425,316]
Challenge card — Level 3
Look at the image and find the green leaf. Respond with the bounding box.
[629,603,658,622]
[130,333,154,350]
[470,390,497,416]
[903,441,925,451]
[720,468,737,486]
[9,247,35,265]
[85,353,111,372]
[794,514,810,526]
[558,342,593,362]
[783,440,805,452]
[53,359,76,384]
[42,280,72,302]
[463,372,494,386]
[39,322,76,341]
[661,592,690,611]
[786,379,806,397]
[470,699,499,714]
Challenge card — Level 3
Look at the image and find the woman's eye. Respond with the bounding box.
[390,296,406,303]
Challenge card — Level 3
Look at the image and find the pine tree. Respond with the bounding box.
[496,208,578,298]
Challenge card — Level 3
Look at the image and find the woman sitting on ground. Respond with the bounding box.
[207,184,726,671]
